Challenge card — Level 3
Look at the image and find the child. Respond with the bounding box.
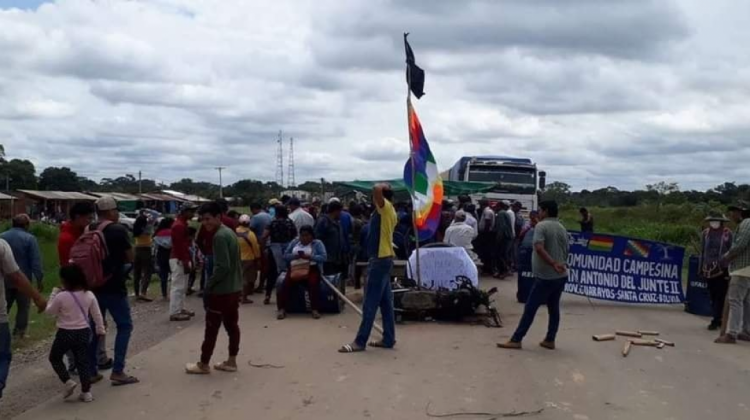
[46,265,106,403]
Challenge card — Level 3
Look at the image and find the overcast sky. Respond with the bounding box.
[1,0,748,191]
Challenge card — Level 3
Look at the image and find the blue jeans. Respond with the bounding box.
[355,258,396,348]
[96,293,133,374]
[0,323,11,399]
[512,277,568,343]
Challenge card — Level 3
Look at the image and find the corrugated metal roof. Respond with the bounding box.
[17,190,97,201]
[160,190,211,203]
[0,192,14,200]
[88,192,142,201]
[139,193,187,202]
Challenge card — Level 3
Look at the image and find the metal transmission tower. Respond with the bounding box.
[275,130,284,188]
[287,137,296,188]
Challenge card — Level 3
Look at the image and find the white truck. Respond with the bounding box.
[446,156,546,212]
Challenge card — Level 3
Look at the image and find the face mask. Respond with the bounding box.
[709,221,721,229]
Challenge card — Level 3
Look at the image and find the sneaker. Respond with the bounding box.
[63,380,78,399]
[496,340,522,350]
[181,309,196,317]
[79,392,94,403]
[708,321,720,331]
[170,313,191,321]
[539,341,556,350]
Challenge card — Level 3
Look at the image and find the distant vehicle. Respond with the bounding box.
[118,213,136,230]
[446,156,546,212]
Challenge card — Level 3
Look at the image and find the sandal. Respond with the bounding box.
[170,314,191,322]
[185,363,211,375]
[368,340,396,349]
[311,311,321,319]
[213,362,238,373]
[277,310,286,320]
[111,375,140,386]
[338,343,365,353]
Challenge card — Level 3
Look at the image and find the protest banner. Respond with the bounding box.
[519,232,685,305]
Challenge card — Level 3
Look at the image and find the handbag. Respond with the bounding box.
[289,259,311,282]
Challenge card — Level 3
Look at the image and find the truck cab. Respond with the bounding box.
[447,156,546,212]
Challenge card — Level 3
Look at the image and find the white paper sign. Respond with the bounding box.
[407,247,479,290]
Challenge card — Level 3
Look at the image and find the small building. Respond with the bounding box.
[87,192,143,212]
[160,190,212,203]
[0,192,18,219]
[281,189,311,202]
[139,192,187,215]
[15,190,97,221]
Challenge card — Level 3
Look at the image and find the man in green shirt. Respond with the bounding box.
[716,201,750,344]
[186,201,243,374]
[498,200,569,351]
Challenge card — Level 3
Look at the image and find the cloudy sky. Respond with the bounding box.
[1,0,748,191]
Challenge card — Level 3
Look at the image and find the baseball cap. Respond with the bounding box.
[95,196,118,212]
[239,214,251,224]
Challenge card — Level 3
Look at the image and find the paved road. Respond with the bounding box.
[9,278,750,420]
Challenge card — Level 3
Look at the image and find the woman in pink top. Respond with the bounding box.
[45,265,105,403]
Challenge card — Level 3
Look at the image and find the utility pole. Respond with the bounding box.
[275,130,284,188]
[138,170,142,194]
[216,167,226,198]
[287,137,296,188]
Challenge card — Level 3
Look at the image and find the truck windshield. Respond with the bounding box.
[467,165,536,187]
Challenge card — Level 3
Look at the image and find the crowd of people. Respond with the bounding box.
[2,188,750,405]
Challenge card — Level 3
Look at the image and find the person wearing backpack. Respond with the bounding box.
[45,265,106,403]
[90,197,138,386]
[236,215,261,304]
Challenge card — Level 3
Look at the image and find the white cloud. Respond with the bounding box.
[0,0,748,191]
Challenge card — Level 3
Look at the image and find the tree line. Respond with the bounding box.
[542,181,750,207]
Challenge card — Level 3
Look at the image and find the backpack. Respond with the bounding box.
[69,221,112,289]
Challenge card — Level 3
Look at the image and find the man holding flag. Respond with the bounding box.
[339,184,398,353]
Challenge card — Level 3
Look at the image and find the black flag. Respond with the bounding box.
[404,33,425,99]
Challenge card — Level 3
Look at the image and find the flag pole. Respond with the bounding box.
[405,32,422,290]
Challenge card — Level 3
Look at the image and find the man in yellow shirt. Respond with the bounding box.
[236,215,261,304]
[339,184,397,353]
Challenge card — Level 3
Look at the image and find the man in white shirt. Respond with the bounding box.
[445,211,478,260]
[288,197,314,234]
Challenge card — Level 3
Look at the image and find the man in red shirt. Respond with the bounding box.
[170,203,198,321]
[57,202,95,266]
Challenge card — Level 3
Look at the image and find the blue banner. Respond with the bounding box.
[519,232,686,305]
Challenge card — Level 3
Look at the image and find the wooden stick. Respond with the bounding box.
[638,330,660,336]
[616,330,642,338]
[320,276,384,335]
[622,341,632,357]
[630,339,659,347]
[592,334,616,342]
[654,338,675,347]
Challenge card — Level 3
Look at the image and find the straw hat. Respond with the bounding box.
[704,211,730,223]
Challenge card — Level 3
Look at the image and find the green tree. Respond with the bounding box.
[0,159,37,190]
[542,181,571,203]
[39,167,81,191]
[646,181,680,195]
